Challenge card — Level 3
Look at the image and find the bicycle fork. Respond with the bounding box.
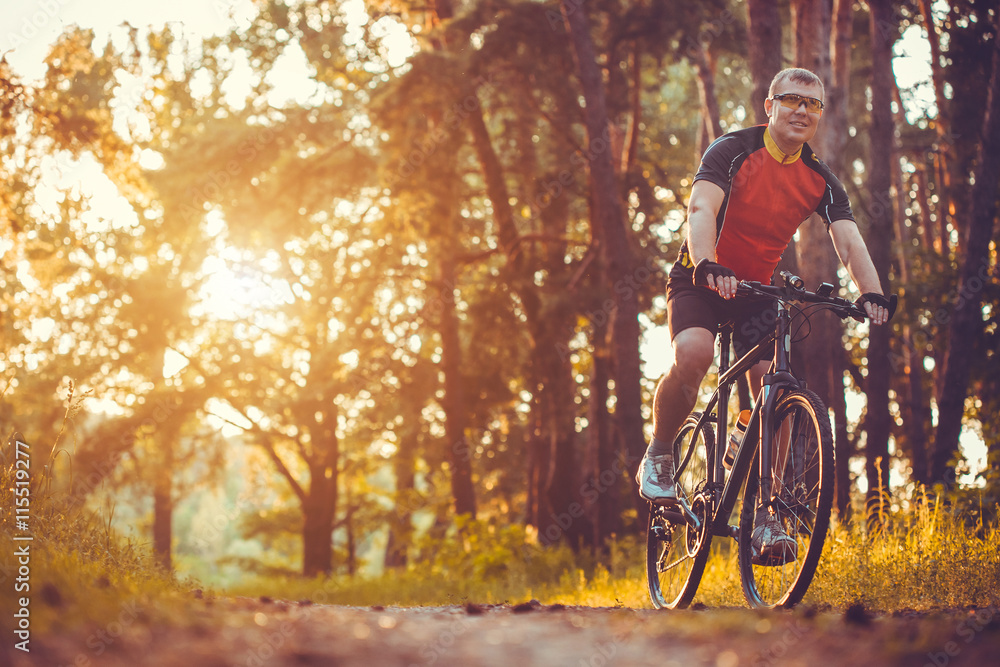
[711,300,800,539]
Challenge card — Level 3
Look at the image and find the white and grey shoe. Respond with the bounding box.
[751,511,798,566]
[635,454,678,505]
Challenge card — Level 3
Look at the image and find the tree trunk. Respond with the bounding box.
[931,7,1000,483]
[301,475,337,577]
[746,0,783,125]
[691,40,721,157]
[889,95,931,487]
[152,476,173,572]
[385,433,416,568]
[588,327,621,546]
[560,0,645,522]
[791,0,839,417]
[866,0,896,522]
[301,422,339,577]
[151,398,184,573]
[439,251,477,517]
[468,91,585,545]
[826,0,853,178]
[918,0,956,256]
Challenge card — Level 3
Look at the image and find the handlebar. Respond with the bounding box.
[735,273,896,323]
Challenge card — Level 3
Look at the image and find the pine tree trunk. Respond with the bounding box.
[791,0,839,418]
[691,41,721,157]
[560,0,645,522]
[385,434,416,568]
[746,0,783,125]
[439,252,477,517]
[588,333,621,545]
[931,7,1000,483]
[866,0,896,520]
[152,480,172,572]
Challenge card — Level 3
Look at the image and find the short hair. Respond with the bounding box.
[768,68,825,99]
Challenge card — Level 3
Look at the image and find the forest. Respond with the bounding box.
[1,0,999,588]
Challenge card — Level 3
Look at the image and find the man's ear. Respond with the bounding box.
[764,97,773,118]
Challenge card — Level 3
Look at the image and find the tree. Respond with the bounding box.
[746,0,783,125]
[560,0,644,516]
[932,6,1000,483]
[866,0,898,520]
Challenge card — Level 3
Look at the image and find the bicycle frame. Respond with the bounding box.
[673,295,803,541]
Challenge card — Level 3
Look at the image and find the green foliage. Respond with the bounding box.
[0,455,181,637]
[3,0,997,595]
[224,497,1000,611]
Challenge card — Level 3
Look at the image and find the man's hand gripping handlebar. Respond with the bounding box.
[736,270,898,325]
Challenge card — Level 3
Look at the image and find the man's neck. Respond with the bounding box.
[764,127,803,164]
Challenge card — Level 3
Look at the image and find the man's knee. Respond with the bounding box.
[672,328,715,381]
[748,359,770,391]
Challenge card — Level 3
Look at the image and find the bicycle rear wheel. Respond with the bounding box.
[646,412,714,609]
[738,389,833,608]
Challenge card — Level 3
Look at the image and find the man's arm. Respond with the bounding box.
[829,218,889,325]
[687,180,736,298]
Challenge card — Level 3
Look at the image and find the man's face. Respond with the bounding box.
[765,80,824,151]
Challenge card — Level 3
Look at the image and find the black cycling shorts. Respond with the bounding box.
[666,277,776,360]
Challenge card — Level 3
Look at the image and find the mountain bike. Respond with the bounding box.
[645,272,896,609]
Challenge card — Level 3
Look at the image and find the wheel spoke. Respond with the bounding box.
[738,390,833,609]
[646,412,715,609]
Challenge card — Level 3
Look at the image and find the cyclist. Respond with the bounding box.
[636,68,892,565]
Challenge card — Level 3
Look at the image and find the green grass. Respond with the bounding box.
[224,494,1000,612]
[5,453,998,629]
[0,465,184,638]
[811,494,1000,611]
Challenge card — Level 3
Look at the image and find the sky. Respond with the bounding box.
[1,0,255,79]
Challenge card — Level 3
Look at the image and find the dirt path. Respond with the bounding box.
[11,597,1000,667]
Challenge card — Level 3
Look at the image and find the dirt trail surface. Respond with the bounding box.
[11,597,1000,667]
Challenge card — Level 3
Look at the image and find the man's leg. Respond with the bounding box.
[746,360,797,564]
[746,361,791,490]
[636,327,715,503]
[652,327,717,443]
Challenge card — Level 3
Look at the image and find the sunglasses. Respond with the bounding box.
[771,93,824,114]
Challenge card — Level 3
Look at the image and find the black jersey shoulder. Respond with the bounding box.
[693,126,767,191]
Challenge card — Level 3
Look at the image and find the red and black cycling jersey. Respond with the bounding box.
[671,125,855,284]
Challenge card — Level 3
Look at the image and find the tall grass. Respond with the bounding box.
[4,441,998,620]
[226,492,1000,611]
[0,455,180,637]
[811,493,1000,610]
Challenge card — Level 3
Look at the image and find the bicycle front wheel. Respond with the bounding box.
[738,389,833,608]
[646,412,714,609]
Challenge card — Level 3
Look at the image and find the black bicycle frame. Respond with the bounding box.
[676,296,803,540]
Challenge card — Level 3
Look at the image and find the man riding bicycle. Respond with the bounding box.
[636,68,893,565]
